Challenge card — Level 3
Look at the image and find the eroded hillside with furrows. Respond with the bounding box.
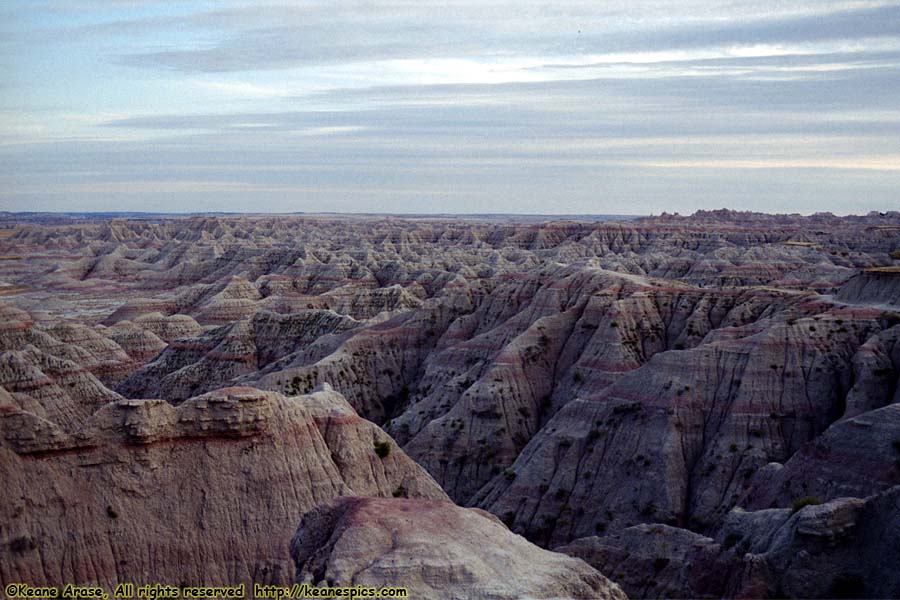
[1,386,449,586]
[1,210,899,598]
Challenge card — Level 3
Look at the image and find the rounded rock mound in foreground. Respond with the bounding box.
[290,496,626,600]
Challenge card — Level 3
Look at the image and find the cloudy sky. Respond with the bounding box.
[2,1,899,215]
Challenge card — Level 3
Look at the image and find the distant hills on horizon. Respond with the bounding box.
[1,209,898,225]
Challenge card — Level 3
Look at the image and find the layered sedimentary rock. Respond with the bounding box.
[117,309,360,401]
[558,524,720,599]
[5,211,897,323]
[559,485,900,599]
[130,312,204,341]
[836,269,900,306]
[39,322,136,384]
[0,303,138,385]
[396,274,815,503]
[0,386,447,587]
[741,403,900,510]
[290,497,625,600]
[724,487,900,599]
[473,307,900,543]
[99,320,167,364]
[0,347,121,432]
[2,210,900,598]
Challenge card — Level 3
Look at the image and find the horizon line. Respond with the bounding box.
[2,209,899,219]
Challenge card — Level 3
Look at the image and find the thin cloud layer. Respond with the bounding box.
[1,1,899,214]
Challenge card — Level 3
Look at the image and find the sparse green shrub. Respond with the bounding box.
[791,496,822,514]
[106,505,119,519]
[374,441,391,458]
[9,536,36,554]
[612,402,642,415]
[392,486,407,498]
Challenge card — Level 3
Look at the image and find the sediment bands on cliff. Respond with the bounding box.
[1,210,899,598]
[1,386,448,586]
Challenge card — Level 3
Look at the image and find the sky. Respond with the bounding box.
[1,1,899,215]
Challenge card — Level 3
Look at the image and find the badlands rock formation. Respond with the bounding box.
[836,268,900,307]
[1,210,899,598]
[559,485,900,599]
[291,497,625,600]
[1,385,447,587]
